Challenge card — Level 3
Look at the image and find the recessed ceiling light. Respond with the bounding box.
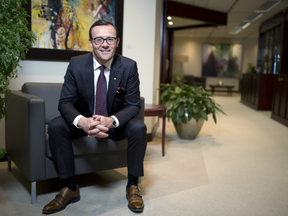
[244,13,263,22]
[167,16,172,20]
[168,21,173,25]
[255,1,281,13]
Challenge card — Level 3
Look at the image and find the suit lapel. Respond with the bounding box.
[82,53,95,116]
[107,54,122,115]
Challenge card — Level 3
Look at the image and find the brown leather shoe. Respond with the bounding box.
[126,185,144,213]
[42,187,80,214]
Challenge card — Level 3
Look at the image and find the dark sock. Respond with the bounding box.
[127,174,138,188]
[63,176,78,191]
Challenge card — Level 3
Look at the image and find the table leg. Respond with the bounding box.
[211,87,215,94]
[228,87,232,95]
[162,114,166,156]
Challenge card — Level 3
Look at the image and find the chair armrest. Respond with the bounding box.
[5,90,46,181]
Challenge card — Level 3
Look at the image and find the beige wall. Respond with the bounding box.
[122,0,162,133]
[173,36,259,91]
[0,0,162,149]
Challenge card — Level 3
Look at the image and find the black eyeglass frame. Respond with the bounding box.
[92,37,117,45]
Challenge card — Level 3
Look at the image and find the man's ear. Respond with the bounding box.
[89,39,93,48]
[116,38,120,47]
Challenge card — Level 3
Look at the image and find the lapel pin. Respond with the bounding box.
[114,77,116,80]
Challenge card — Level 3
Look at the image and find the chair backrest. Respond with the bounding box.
[22,83,62,124]
[21,83,145,123]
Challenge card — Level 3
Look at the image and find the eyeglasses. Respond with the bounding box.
[92,37,117,45]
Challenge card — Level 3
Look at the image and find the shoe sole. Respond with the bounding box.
[128,204,144,213]
[42,195,80,214]
[126,194,144,213]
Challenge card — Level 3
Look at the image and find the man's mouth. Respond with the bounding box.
[100,49,110,54]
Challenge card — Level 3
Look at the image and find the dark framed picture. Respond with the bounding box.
[202,43,243,78]
[25,0,123,61]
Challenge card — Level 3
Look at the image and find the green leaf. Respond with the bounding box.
[189,97,195,104]
[0,148,7,159]
[199,110,208,121]
[212,113,217,124]
[192,105,199,114]
[215,106,226,115]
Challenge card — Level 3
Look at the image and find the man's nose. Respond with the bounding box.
[102,39,109,46]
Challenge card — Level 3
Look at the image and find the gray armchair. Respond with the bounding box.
[5,83,145,204]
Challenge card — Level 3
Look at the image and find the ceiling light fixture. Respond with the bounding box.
[241,22,251,29]
[229,22,251,34]
[244,13,263,22]
[229,28,242,35]
[167,16,172,20]
[168,21,173,25]
[255,1,281,13]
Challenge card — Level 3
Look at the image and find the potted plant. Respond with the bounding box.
[0,0,36,120]
[0,0,36,158]
[173,73,185,83]
[0,148,6,160]
[159,82,226,139]
[245,63,256,74]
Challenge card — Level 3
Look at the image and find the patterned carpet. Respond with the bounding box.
[1,94,288,216]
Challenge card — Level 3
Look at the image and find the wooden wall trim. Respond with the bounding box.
[167,1,227,25]
[171,24,214,31]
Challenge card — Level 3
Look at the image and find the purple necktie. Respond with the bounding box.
[95,65,107,142]
[95,65,107,116]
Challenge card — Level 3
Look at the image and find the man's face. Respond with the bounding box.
[89,25,120,65]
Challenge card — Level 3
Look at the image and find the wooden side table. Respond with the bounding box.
[144,104,166,156]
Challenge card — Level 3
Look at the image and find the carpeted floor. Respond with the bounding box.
[1,94,288,216]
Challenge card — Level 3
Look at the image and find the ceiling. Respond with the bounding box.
[168,0,288,38]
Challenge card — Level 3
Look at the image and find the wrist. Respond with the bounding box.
[110,116,117,128]
[77,117,85,129]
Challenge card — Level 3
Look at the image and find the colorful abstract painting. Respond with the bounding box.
[202,44,243,78]
[31,0,116,51]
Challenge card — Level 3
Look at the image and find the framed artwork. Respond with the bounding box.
[202,43,243,78]
[25,0,123,61]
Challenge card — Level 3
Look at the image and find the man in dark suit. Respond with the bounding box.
[42,19,147,214]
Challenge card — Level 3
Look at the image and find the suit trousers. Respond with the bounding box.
[48,116,147,179]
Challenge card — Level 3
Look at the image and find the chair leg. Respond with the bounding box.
[31,181,37,204]
[7,156,11,172]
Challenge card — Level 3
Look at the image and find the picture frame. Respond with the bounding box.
[202,43,243,78]
[25,0,124,61]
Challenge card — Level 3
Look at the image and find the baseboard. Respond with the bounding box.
[146,118,160,142]
[271,113,288,127]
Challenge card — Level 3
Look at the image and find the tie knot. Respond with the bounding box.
[99,65,106,73]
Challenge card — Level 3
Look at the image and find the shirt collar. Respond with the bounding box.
[93,57,114,71]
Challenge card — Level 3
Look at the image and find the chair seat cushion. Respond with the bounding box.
[46,136,128,158]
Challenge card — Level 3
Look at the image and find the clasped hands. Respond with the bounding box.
[78,115,113,138]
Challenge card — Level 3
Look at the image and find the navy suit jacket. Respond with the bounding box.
[58,53,141,128]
